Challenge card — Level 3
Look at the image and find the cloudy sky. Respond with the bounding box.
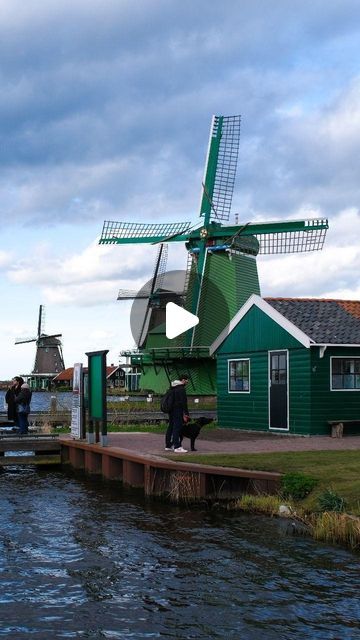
[0,0,359,379]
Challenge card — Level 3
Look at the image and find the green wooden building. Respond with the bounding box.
[210,295,360,435]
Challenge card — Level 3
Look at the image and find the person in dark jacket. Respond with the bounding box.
[5,376,24,424]
[14,382,32,435]
[165,375,189,452]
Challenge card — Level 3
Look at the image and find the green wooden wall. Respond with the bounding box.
[140,359,217,395]
[310,347,360,435]
[191,250,260,347]
[216,306,308,432]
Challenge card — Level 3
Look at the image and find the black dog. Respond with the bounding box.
[179,417,213,451]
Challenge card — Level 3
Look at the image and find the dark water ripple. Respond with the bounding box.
[0,468,359,639]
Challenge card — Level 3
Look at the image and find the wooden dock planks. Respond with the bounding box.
[0,435,61,466]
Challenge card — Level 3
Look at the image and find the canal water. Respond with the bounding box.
[0,390,72,412]
[0,391,140,414]
[0,467,359,639]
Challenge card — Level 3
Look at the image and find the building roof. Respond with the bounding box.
[53,365,121,382]
[210,294,360,355]
[265,298,360,344]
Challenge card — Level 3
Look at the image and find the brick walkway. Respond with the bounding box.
[106,429,360,457]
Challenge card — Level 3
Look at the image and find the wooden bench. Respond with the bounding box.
[328,420,360,438]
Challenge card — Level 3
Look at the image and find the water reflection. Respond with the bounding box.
[0,468,359,639]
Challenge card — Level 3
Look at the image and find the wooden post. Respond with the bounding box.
[50,395,57,413]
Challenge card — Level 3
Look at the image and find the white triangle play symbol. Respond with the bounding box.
[166,302,199,339]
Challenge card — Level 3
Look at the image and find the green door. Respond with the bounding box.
[269,350,288,430]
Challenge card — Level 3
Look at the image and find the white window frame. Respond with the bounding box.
[228,358,251,394]
[330,356,360,391]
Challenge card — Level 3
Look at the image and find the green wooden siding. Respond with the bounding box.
[288,348,312,435]
[217,351,269,430]
[192,251,260,347]
[217,306,303,355]
[310,347,360,435]
[216,305,311,433]
[140,359,216,395]
[146,326,173,349]
[217,347,312,433]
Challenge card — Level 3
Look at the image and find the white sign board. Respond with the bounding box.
[70,362,83,439]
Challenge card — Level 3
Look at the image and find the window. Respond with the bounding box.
[228,359,250,393]
[331,358,360,390]
[270,353,287,385]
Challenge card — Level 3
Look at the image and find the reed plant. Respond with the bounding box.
[310,512,360,550]
[230,494,284,516]
[167,471,200,504]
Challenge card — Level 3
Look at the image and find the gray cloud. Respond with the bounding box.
[0,0,360,230]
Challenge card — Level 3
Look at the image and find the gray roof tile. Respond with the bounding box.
[265,298,360,344]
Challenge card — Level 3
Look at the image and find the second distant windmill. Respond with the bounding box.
[15,305,65,390]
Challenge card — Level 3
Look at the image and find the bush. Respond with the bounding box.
[281,472,317,501]
[317,488,346,513]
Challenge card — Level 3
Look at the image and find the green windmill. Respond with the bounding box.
[99,115,328,394]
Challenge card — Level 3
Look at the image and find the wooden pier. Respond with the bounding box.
[0,421,281,500]
[60,436,281,502]
[0,434,61,466]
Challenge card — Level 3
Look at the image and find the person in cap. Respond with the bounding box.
[5,376,24,426]
[14,382,32,435]
[165,374,190,453]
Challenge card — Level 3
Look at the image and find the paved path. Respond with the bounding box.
[106,429,360,457]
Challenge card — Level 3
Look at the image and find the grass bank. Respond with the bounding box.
[171,449,360,551]
[174,450,360,516]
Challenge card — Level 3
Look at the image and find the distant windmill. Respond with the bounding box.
[15,305,65,388]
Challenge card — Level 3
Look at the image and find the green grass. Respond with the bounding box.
[54,423,168,434]
[172,450,360,516]
[107,423,167,433]
[107,398,217,412]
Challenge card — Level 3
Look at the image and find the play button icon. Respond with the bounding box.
[129,268,230,348]
[166,302,199,339]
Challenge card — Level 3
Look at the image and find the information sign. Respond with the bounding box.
[70,362,83,439]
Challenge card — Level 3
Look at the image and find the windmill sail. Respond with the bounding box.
[200,114,241,222]
[137,244,168,346]
[224,218,328,254]
[100,220,192,245]
[38,304,45,337]
[117,244,168,302]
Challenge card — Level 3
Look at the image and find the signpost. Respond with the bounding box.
[70,362,83,439]
[85,350,108,446]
